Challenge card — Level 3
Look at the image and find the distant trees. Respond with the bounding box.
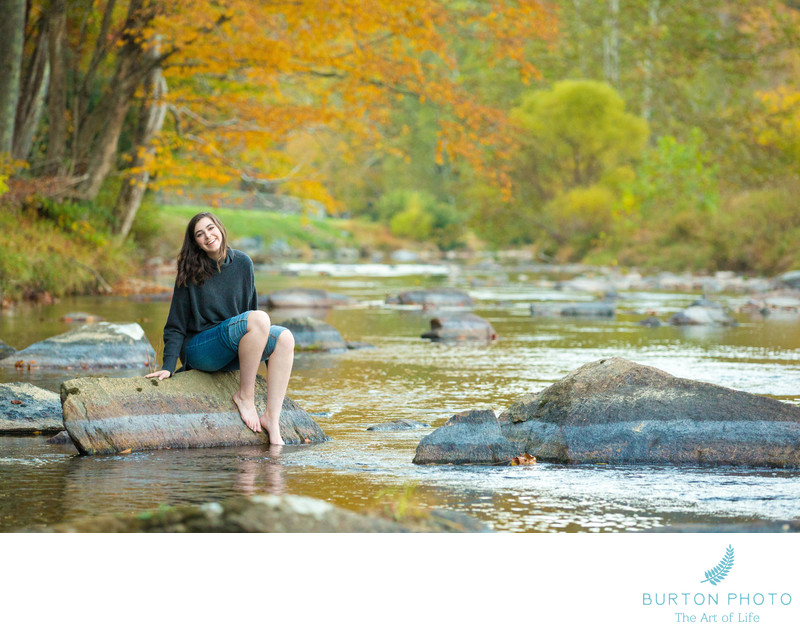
[0,0,556,240]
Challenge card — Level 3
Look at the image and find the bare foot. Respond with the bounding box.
[233,391,261,432]
[260,412,285,445]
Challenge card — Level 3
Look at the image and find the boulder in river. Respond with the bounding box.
[277,316,348,352]
[0,340,15,360]
[668,299,736,326]
[61,371,330,455]
[498,357,800,467]
[387,288,474,308]
[0,382,63,434]
[413,409,519,465]
[0,322,157,370]
[421,313,497,343]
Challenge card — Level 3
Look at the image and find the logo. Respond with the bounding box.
[700,545,735,586]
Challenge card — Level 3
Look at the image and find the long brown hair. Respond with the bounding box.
[176,212,229,287]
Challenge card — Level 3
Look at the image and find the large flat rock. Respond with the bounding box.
[61,371,330,455]
[499,357,800,466]
[0,322,157,370]
[0,382,63,434]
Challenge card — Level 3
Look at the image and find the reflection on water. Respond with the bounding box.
[1,265,799,532]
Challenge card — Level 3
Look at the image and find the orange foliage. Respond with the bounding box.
[65,0,557,204]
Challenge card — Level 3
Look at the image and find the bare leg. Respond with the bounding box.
[259,329,294,445]
[233,310,270,432]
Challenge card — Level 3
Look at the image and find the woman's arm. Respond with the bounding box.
[158,283,190,376]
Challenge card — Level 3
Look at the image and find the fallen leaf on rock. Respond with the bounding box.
[510,453,537,466]
[10,400,22,404]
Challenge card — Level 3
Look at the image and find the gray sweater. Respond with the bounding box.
[161,249,258,374]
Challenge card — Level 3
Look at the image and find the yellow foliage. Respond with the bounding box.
[91,0,557,204]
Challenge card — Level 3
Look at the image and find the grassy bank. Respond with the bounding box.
[0,203,138,305]
[0,199,421,305]
[149,205,419,262]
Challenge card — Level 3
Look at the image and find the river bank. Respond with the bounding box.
[4,198,800,309]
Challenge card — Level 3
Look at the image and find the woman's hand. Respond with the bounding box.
[145,370,172,381]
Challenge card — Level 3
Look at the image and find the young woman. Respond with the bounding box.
[145,212,294,445]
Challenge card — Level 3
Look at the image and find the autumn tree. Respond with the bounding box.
[3,0,557,240]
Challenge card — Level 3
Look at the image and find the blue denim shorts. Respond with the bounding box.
[184,311,288,372]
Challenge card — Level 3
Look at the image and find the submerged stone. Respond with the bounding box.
[530,301,616,317]
[0,382,63,434]
[277,316,348,352]
[366,419,431,431]
[421,313,497,343]
[387,288,474,308]
[30,493,490,533]
[638,316,664,327]
[413,409,518,465]
[61,371,330,455]
[498,357,800,467]
[60,312,104,323]
[0,322,157,370]
[668,300,737,326]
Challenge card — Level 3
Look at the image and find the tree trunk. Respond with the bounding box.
[0,0,26,155]
[76,0,156,199]
[603,0,620,87]
[45,0,68,175]
[114,57,167,240]
[13,19,50,161]
[641,0,660,122]
[572,0,586,77]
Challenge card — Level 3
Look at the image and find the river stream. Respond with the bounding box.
[1,262,799,532]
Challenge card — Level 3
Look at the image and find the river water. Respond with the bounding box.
[1,261,799,533]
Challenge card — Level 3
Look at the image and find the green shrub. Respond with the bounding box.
[539,185,616,261]
[376,189,465,250]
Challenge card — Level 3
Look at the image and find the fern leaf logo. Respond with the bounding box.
[700,545,734,586]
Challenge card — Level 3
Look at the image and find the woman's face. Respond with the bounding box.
[193,217,223,257]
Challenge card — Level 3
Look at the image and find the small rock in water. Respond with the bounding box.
[0,382,63,434]
[277,316,348,352]
[46,430,75,445]
[367,419,431,432]
[421,313,497,342]
[60,312,104,323]
[413,409,518,465]
[387,288,473,307]
[668,302,736,326]
[638,316,664,327]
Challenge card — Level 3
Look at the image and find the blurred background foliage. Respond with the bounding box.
[1,0,799,303]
